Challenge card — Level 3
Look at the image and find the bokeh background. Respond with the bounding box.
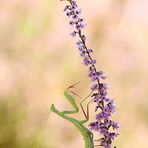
[0,0,148,147]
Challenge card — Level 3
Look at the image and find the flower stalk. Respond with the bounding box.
[62,0,119,147]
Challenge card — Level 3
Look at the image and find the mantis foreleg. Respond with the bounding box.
[60,90,79,114]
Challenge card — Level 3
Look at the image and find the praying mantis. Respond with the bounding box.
[50,83,95,148]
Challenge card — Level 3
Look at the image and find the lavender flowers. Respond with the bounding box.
[63,0,119,147]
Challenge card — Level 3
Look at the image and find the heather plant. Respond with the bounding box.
[51,0,119,148]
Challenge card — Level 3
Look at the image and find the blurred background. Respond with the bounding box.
[0,0,148,147]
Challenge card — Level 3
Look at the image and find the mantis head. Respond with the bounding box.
[50,104,56,112]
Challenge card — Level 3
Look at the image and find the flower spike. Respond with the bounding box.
[62,0,119,147]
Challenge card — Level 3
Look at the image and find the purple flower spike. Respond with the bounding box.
[62,0,119,147]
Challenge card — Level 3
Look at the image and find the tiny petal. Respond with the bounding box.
[80,51,86,57]
[91,59,96,64]
[64,5,70,11]
[81,34,86,40]
[70,31,77,37]
[111,121,120,130]
[79,22,85,28]
[96,112,104,121]
[69,20,74,26]
[89,121,100,131]
[72,14,78,19]
[78,18,84,22]
[88,48,93,53]
[78,44,85,51]
[101,141,111,148]
[91,84,98,91]
[104,97,110,102]
[75,9,81,15]
[96,71,106,80]
[66,11,72,17]
[76,40,81,45]
[83,56,90,66]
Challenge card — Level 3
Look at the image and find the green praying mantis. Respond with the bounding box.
[50,83,95,148]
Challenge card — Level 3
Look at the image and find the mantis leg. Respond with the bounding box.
[50,83,81,121]
[60,89,79,114]
[60,82,81,115]
[50,88,91,122]
[80,92,93,124]
[81,98,94,139]
[69,90,93,124]
[50,82,82,119]
[50,104,77,125]
[43,90,78,122]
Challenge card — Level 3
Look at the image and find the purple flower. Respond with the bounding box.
[101,140,111,148]
[70,31,77,37]
[104,100,116,113]
[75,9,81,14]
[64,5,70,12]
[110,121,120,130]
[96,112,104,121]
[89,121,100,131]
[80,51,86,57]
[83,56,91,66]
[91,84,98,91]
[66,11,72,17]
[62,0,119,147]
[90,59,96,65]
[88,48,93,53]
[78,44,85,51]
[81,34,86,40]
[69,20,75,26]
[96,71,106,80]
[108,132,119,140]
[76,40,81,45]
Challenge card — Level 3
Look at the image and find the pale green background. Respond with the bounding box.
[0,0,148,147]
